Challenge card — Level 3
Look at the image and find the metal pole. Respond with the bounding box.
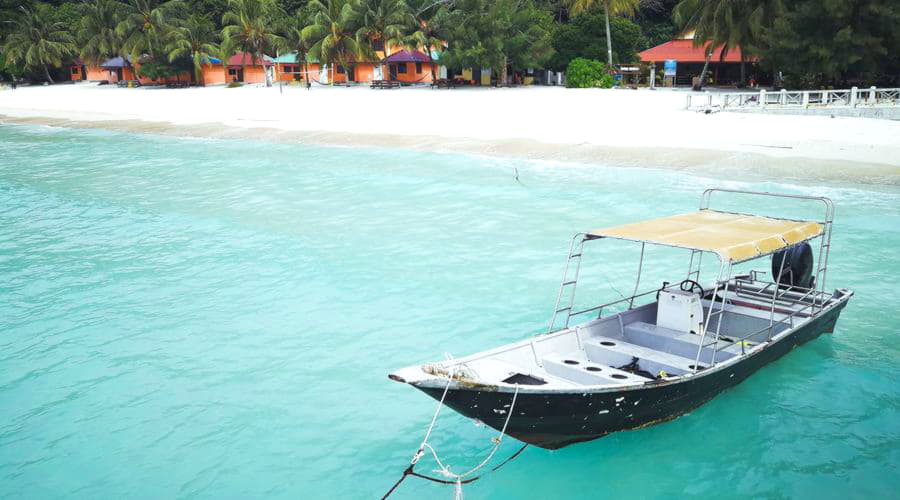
[629,243,645,309]
[711,263,731,365]
[694,260,725,371]
[768,251,788,341]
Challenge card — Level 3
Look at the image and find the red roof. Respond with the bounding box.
[638,39,751,63]
[227,52,274,68]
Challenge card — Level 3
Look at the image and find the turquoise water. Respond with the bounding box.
[1,124,898,499]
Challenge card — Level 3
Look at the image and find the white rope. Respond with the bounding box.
[422,384,521,499]
[411,365,457,465]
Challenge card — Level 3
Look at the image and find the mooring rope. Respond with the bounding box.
[381,369,526,499]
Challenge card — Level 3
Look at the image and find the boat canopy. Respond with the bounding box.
[588,209,823,262]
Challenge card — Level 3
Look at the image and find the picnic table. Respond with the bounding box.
[431,78,455,89]
[371,79,400,89]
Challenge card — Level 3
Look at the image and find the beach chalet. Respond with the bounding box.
[639,32,751,86]
[274,53,321,83]
[382,50,436,84]
[226,53,274,84]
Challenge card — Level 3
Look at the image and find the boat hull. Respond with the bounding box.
[416,297,849,449]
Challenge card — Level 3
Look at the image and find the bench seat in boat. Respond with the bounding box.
[622,321,742,362]
[543,351,646,386]
[583,336,700,376]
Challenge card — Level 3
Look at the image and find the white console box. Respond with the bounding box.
[656,290,704,334]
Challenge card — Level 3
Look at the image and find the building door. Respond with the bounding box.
[115,68,123,81]
[347,65,355,82]
[388,64,397,80]
[237,69,244,82]
[472,67,481,85]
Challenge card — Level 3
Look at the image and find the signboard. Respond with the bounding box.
[664,59,677,77]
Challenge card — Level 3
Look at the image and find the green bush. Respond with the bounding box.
[227,81,242,88]
[565,58,613,88]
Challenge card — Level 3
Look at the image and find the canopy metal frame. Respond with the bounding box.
[545,189,836,371]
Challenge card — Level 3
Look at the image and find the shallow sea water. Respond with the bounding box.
[1,124,898,499]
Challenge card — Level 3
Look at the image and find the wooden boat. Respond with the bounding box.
[389,189,853,450]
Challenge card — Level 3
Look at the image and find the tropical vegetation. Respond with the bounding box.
[0,0,897,88]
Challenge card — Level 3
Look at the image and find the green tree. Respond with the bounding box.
[78,0,124,65]
[277,3,315,81]
[674,0,782,88]
[301,0,363,84]
[118,0,185,62]
[221,0,284,86]
[760,0,900,87]
[550,12,644,71]
[2,4,76,83]
[564,0,640,66]
[166,14,219,84]
[433,0,554,85]
[355,0,412,60]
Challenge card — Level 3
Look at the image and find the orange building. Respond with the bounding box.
[226,53,274,84]
[381,50,436,83]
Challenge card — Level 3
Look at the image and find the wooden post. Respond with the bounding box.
[802,91,809,108]
[780,89,787,105]
[823,91,830,105]
[869,86,877,104]
[706,90,712,109]
[850,86,858,107]
[760,89,767,108]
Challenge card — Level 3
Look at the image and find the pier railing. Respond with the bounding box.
[686,86,900,110]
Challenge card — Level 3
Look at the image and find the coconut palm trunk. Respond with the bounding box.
[603,0,613,66]
[44,66,55,83]
[697,48,712,89]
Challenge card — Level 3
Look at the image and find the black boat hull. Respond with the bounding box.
[417,298,849,449]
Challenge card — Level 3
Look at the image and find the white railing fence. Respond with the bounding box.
[686,86,900,110]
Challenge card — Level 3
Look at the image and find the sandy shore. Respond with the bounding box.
[2,83,899,185]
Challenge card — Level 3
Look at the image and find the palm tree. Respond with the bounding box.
[565,0,640,66]
[78,0,125,65]
[166,14,219,85]
[674,0,781,89]
[221,0,284,86]
[2,4,76,83]
[117,0,184,63]
[277,7,314,83]
[355,0,412,60]
[302,0,364,85]
[405,2,443,83]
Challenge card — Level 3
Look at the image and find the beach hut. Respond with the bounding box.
[381,50,435,84]
[273,53,321,83]
[100,56,136,82]
[638,32,754,86]
[226,53,274,84]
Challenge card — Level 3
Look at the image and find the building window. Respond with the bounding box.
[71,67,79,74]
[416,62,422,74]
[337,65,345,74]
[397,63,407,74]
[374,39,385,51]
[228,68,237,75]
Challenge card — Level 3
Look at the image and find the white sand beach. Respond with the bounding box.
[2,83,899,184]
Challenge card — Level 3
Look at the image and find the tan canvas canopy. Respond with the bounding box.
[588,210,823,262]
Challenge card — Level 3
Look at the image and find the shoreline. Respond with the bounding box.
[2,84,900,186]
[4,113,900,187]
